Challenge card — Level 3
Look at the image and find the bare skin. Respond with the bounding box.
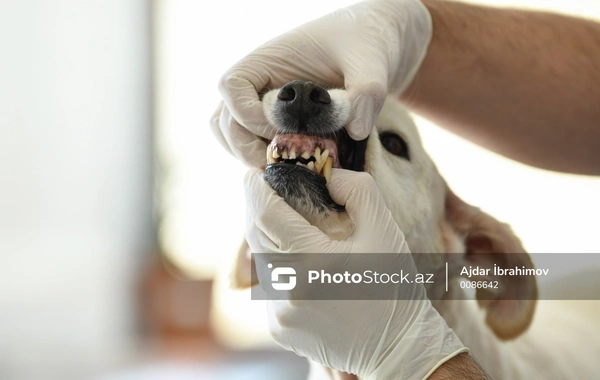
[402,0,600,175]
[429,353,488,380]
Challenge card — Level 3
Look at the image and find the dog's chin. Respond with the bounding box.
[265,163,341,213]
[265,163,354,241]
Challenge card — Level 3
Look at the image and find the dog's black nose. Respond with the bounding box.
[277,80,331,131]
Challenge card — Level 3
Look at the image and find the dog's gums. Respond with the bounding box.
[266,134,338,184]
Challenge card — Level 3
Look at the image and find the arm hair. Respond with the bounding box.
[428,353,490,380]
[402,0,600,175]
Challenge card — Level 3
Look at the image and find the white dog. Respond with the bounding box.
[233,80,600,379]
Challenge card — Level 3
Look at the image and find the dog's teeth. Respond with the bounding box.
[315,147,321,162]
[296,162,302,166]
[289,148,297,160]
[315,158,325,173]
[307,161,315,170]
[282,150,289,159]
[301,151,310,160]
[272,149,280,159]
[321,149,329,163]
[323,157,333,184]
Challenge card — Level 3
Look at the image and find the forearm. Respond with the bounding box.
[428,353,489,380]
[401,0,600,175]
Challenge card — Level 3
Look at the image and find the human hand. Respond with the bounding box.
[244,168,467,379]
[211,0,432,168]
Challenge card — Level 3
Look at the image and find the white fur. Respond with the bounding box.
[262,90,280,128]
[327,89,351,126]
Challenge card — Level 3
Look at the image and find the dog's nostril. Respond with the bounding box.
[277,85,296,101]
[308,85,331,105]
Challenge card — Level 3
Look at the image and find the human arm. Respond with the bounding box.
[402,0,600,175]
[429,352,488,379]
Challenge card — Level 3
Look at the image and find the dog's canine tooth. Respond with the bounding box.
[323,157,333,184]
[267,149,275,164]
[315,146,321,162]
[272,149,280,159]
[321,149,329,164]
[289,147,297,160]
[315,157,325,173]
[307,161,315,171]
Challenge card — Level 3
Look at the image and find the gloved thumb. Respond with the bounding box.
[327,169,407,252]
[244,169,332,252]
[344,76,387,141]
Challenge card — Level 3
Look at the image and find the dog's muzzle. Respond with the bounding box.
[264,80,368,217]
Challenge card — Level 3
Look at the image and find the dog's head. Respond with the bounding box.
[238,80,537,340]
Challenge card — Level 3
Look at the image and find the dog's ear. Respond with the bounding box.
[444,186,537,340]
[230,238,257,289]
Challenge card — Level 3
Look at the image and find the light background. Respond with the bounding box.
[0,0,153,377]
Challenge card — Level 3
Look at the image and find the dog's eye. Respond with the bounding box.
[379,132,409,160]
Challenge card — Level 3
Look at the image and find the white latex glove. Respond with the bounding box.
[211,0,432,168]
[245,168,468,379]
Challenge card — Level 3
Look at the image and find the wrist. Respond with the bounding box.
[366,301,468,380]
[387,0,433,94]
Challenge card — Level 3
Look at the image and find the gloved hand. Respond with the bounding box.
[211,0,432,168]
[245,168,468,379]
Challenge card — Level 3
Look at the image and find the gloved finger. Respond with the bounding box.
[326,169,382,216]
[266,300,297,351]
[217,104,268,168]
[218,70,277,140]
[266,300,327,362]
[245,212,278,253]
[244,169,332,252]
[344,75,388,141]
[327,169,409,252]
[209,102,234,157]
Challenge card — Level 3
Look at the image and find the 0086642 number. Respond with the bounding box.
[460,280,499,289]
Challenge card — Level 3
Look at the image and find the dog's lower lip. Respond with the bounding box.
[265,163,322,184]
[265,163,345,212]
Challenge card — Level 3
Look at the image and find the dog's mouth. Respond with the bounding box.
[266,129,368,183]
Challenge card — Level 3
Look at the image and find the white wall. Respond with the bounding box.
[0,1,153,378]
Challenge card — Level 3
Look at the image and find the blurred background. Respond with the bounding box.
[1,0,599,379]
